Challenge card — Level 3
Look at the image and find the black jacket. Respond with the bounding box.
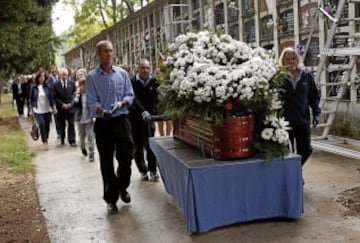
[53,80,76,114]
[281,69,321,126]
[11,80,26,100]
[128,75,159,131]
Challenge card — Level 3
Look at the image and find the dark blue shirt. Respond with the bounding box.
[281,69,321,126]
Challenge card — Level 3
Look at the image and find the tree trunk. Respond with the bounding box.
[0,82,2,103]
[99,0,108,28]
[111,0,117,23]
[120,0,124,20]
[123,0,134,13]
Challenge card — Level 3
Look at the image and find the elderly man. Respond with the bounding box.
[128,59,160,182]
[53,68,77,147]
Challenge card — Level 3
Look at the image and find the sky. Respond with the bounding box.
[52,1,75,36]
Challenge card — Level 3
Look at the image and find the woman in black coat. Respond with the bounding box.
[279,47,321,166]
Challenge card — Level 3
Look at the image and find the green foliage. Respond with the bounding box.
[62,0,155,49]
[0,94,34,174]
[156,61,173,85]
[0,0,60,79]
[0,94,17,116]
[253,133,289,163]
[0,130,34,174]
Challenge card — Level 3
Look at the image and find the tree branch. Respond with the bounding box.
[99,0,108,28]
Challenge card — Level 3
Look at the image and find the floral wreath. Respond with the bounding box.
[158,30,290,161]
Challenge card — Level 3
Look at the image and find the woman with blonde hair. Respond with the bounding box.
[74,68,95,162]
[279,47,321,173]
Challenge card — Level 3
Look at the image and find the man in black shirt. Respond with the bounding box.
[129,59,160,182]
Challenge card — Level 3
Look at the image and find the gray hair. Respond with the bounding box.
[58,68,68,75]
[278,47,304,69]
[138,59,150,66]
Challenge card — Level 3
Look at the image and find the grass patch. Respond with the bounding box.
[0,94,17,117]
[0,94,34,174]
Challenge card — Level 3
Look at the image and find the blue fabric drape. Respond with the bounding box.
[150,137,303,233]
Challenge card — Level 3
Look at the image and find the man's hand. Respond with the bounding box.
[102,110,112,119]
[313,116,320,128]
[96,107,111,119]
[110,101,122,114]
[62,103,71,109]
[141,111,152,122]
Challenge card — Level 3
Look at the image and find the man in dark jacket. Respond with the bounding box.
[53,68,77,146]
[47,66,61,138]
[11,76,26,117]
[129,59,160,182]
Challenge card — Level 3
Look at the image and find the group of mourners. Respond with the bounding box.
[11,40,320,215]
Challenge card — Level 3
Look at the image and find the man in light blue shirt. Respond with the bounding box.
[86,40,135,215]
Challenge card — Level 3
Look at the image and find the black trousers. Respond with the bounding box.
[15,97,24,116]
[25,99,31,116]
[288,125,313,166]
[53,113,61,136]
[57,111,76,143]
[94,116,133,204]
[132,127,157,173]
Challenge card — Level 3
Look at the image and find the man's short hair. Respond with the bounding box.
[96,40,113,53]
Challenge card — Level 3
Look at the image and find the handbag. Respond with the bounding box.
[30,115,39,141]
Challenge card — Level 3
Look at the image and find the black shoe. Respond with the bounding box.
[140,172,149,181]
[70,142,77,147]
[60,139,64,145]
[81,148,88,156]
[88,153,94,162]
[120,190,131,204]
[107,203,118,215]
[150,171,160,182]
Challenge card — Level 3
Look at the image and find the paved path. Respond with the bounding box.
[20,118,360,243]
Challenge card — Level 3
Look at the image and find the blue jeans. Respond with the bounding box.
[35,112,52,143]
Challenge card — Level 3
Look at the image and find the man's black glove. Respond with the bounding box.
[313,116,320,128]
[102,110,112,120]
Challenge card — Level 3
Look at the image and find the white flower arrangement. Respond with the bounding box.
[158,30,290,160]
